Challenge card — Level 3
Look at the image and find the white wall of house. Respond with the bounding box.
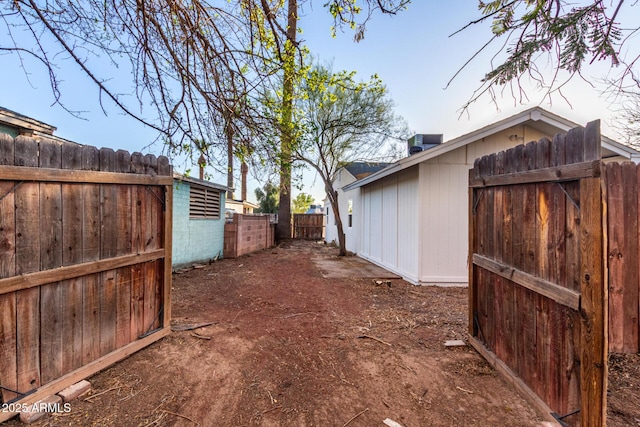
[359,166,419,283]
[356,125,555,286]
[324,169,360,253]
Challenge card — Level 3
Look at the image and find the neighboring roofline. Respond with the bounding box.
[343,107,640,191]
[0,106,57,135]
[173,173,229,192]
[226,199,259,209]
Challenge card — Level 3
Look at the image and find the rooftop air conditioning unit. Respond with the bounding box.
[408,134,443,156]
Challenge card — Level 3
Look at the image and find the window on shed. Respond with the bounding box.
[189,185,221,219]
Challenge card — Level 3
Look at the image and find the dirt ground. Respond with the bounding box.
[6,240,639,426]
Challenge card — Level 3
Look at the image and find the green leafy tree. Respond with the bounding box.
[292,193,315,214]
[454,1,639,117]
[255,183,280,214]
[293,63,407,256]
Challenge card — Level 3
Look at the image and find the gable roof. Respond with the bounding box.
[343,107,640,191]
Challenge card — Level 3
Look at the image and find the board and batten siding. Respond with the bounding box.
[357,124,556,285]
[419,162,470,284]
[359,166,419,283]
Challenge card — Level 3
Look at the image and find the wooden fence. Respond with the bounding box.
[468,121,606,426]
[0,134,172,421]
[293,214,324,240]
[605,162,640,354]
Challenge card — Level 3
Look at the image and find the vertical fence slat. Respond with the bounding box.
[621,162,639,353]
[116,150,133,347]
[61,142,84,374]
[579,176,607,427]
[82,146,101,365]
[99,148,117,356]
[39,139,64,385]
[607,163,624,352]
[0,134,17,402]
[14,136,41,394]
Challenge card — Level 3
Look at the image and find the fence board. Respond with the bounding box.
[130,264,144,339]
[0,138,14,404]
[100,270,117,356]
[0,293,17,401]
[579,177,606,427]
[14,137,41,396]
[39,140,64,385]
[60,278,83,374]
[621,163,638,352]
[606,162,640,353]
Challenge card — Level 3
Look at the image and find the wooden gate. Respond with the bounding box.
[468,122,606,426]
[293,214,324,240]
[0,135,173,421]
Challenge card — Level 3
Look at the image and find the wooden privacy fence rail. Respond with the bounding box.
[0,134,173,422]
[293,214,324,240]
[469,121,606,427]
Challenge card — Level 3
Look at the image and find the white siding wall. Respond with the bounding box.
[418,123,550,285]
[419,162,469,284]
[325,169,360,253]
[396,168,419,280]
[369,182,383,261]
[381,177,398,269]
[359,166,419,283]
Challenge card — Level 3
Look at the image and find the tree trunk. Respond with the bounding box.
[276,0,297,241]
[226,120,234,200]
[330,190,347,256]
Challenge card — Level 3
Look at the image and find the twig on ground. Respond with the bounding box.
[119,385,148,401]
[83,385,123,402]
[142,411,166,427]
[162,410,199,425]
[262,405,282,415]
[232,311,242,322]
[171,321,217,331]
[456,385,474,394]
[358,335,392,346]
[407,289,427,297]
[283,312,316,319]
[190,332,211,340]
[343,407,369,426]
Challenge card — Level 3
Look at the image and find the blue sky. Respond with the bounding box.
[1,1,632,203]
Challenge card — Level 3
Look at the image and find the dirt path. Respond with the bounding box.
[9,241,548,426]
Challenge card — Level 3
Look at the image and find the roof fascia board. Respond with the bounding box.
[173,173,229,192]
[343,109,545,190]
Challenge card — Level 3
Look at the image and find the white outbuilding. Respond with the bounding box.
[333,107,640,286]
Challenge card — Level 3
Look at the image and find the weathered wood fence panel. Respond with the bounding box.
[0,134,172,422]
[293,214,324,240]
[469,122,607,427]
[605,162,640,353]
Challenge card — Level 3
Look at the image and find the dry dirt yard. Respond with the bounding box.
[6,240,639,426]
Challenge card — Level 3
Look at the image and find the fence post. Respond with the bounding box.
[579,175,607,427]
